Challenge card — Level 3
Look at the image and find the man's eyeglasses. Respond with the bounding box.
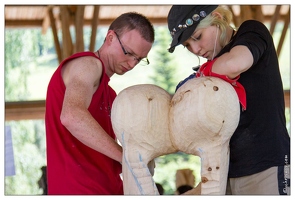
[114,32,150,65]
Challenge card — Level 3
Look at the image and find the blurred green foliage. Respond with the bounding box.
[149,27,178,94]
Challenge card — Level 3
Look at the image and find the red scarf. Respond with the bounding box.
[196,58,247,110]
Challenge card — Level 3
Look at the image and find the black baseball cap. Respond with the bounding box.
[167,5,218,53]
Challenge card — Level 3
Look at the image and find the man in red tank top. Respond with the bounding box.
[45,12,155,195]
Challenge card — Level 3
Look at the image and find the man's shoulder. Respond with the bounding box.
[70,52,101,65]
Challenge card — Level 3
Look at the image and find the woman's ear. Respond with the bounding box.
[211,11,223,20]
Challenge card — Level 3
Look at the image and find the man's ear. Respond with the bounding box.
[105,30,115,44]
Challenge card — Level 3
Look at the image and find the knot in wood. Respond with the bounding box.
[208,167,212,171]
[213,86,218,91]
[201,177,208,183]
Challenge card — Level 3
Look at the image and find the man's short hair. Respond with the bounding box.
[109,12,155,43]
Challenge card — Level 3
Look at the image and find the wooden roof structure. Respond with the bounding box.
[4,5,290,121]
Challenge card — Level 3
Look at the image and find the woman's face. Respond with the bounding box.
[182,25,222,60]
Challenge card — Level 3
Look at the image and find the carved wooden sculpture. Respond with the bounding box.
[111,77,240,195]
[111,84,177,195]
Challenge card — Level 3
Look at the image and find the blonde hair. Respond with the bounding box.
[196,6,233,47]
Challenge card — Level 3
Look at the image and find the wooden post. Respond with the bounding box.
[239,5,253,24]
[89,6,100,52]
[269,5,282,35]
[227,6,238,28]
[276,7,290,57]
[74,5,85,53]
[251,5,264,22]
[48,6,62,63]
[60,6,73,60]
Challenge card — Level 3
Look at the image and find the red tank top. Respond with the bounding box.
[45,52,123,194]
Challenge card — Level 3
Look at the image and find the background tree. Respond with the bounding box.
[5,29,34,101]
[150,27,178,94]
[5,28,47,195]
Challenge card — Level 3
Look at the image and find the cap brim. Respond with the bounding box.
[168,23,197,53]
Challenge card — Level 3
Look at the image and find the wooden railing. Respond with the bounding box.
[5,90,290,121]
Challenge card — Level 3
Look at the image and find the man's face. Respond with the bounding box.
[112,29,152,75]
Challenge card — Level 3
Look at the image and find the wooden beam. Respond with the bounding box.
[60,6,73,60]
[228,6,238,28]
[5,20,44,27]
[276,7,290,57]
[74,5,85,53]
[251,5,264,22]
[48,6,62,64]
[5,100,46,121]
[7,15,286,28]
[4,90,290,121]
[239,5,253,25]
[41,12,50,35]
[89,5,100,52]
[284,89,290,110]
[269,5,281,35]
